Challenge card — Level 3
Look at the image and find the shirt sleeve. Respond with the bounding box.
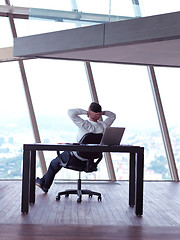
[68,108,116,130]
[68,108,88,128]
[103,111,116,127]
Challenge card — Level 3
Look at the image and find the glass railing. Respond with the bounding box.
[28,0,136,33]
[8,0,180,20]
[27,0,180,34]
[29,7,133,25]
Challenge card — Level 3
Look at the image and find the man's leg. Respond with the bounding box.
[43,156,62,189]
[36,156,62,192]
[36,151,70,192]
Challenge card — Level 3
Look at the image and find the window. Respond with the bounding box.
[155,67,180,177]
[0,61,34,179]
[91,62,171,180]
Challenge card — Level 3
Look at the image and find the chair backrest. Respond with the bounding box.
[77,133,103,159]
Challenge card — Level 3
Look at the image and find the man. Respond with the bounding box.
[36,102,116,193]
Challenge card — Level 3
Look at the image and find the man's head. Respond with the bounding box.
[89,102,102,113]
[88,102,102,122]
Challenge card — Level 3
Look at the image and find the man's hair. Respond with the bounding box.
[89,102,102,113]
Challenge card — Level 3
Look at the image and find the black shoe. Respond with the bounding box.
[35,177,43,188]
[35,177,48,193]
[41,186,48,193]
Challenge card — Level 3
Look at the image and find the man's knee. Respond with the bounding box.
[49,157,62,172]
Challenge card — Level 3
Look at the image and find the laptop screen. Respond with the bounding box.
[100,127,125,146]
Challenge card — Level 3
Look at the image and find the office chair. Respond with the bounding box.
[56,133,103,203]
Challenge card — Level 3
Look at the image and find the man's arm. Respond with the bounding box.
[101,111,116,127]
[68,108,88,128]
[68,108,116,128]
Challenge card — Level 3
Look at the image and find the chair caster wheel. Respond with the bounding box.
[98,196,102,201]
[89,194,93,198]
[56,195,60,201]
[65,194,69,198]
[77,196,82,203]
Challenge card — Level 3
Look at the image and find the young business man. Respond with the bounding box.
[36,102,116,193]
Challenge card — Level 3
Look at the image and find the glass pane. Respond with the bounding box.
[0,17,13,47]
[28,18,75,35]
[0,62,34,179]
[91,62,171,180]
[23,59,107,179]
[111,0,135,17]
[10,0,30,7]
[139,0,180,17]
[14,18,30,37]
[29,0,72,10]
[155,67,180,178]
[76,0,109,14]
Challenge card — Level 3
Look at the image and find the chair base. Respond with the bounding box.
[56,189,102,203]
[56,178,102,203]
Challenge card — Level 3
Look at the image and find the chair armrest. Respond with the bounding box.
[95,154,103,165]
[84,154,103,173]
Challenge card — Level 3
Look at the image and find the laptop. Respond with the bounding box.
[100,127,125,146]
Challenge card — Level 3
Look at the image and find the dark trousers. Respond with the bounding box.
[40,151,86,189]
[41,151,69,189]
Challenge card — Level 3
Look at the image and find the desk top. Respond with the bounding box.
[23,143,144,154]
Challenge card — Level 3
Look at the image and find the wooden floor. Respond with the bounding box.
[0,180,180,239]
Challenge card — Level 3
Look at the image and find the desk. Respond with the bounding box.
[21,144,144,216]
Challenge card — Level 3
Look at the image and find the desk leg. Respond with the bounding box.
[21,150,30,214]
[30,150,36,204]
[135,151,144,216]
[129,153,135,207]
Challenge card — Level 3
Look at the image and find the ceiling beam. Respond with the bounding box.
[13,11,180,67]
